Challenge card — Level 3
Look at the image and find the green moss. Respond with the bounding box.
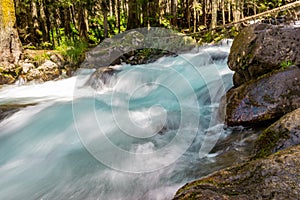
[253,126,289,159]
[33,52,50,66]
[176,178,219,195]
[280,60,294,69]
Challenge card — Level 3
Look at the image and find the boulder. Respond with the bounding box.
[26,60,60,82]
[86,67,117,89]
[0,62,22,77]
[223,66,300,126]
[0,73,15,85]
[174,144,300,200]
[228,24,300,86]
[50,53,66,68]
[81,28,195,68]
[19,62,35,74]
[254,108,300,158]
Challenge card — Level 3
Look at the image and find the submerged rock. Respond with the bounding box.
[228,24,300,86]
[254,108,300,158]
[223,66,300,126]
[174,144,300,200]
[0,104,36,121]
[86,67,117,89]
[0,73,15,85]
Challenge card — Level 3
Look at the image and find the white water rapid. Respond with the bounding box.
[0,41,242,200]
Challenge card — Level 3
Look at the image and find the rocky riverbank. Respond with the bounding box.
[0,49,77,85]
[174,23,300,199]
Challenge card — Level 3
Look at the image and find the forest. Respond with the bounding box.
[14,0,296,50]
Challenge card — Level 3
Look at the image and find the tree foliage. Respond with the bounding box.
[14,0,297,49]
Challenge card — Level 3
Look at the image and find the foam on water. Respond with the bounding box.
[0,40,236,200]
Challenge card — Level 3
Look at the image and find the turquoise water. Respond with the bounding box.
[0,42,235,200]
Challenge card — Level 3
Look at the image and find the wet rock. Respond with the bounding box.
[228,24,300,86]
[86,67,117,89]
[0,106,20,121]
[174,144,300,200]
[0,104,36,121]
[254,108,300,158]
[0,73,15,85]
[222,66,300,126]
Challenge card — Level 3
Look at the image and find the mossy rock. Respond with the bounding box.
[81,28,196,68]
[254,108,300,159]
[228,24,300,87]
[174,144,300,200]
[0,73,15,85]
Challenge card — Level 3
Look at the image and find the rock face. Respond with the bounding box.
[254,108,300,158]
[228,24,300,87]
[174,144,300,200]
[224,66,300,126]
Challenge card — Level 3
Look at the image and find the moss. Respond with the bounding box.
[33,51,50,66]
[280,60,294,69]
[176,178,219,195]
[253,129,279,159]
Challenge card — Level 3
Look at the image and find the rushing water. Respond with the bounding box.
[0,41,249,200]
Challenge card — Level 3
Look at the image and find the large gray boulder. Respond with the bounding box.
[174,144,300,200]
[81,28,195,68]
[228,24,300,87]
[223,66,300,126]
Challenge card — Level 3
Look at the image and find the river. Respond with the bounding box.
[0,40,253,200]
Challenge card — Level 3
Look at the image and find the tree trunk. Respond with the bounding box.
[39,0,50,43]
[211,0,218,28]
[142,0,149,27]
[0,0,22,64]
[221,0,226,25]
[78,6,88,41]
[193,0,197,32]
[116,0,121,33]
[149,0,160,27]
[171,0,177,26]
[228,0,231,22]
[232,0,241,23]
[202,0,207,27]
[127,0,139,29]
